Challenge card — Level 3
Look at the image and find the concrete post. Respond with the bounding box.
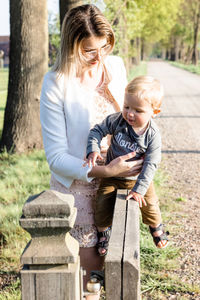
[105,190,140,300]
[20,190,81,300]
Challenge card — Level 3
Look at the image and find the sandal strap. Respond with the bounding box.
[149,224,164,234]
[96,240,109,249]
[149,224,170,247]
[153,231,169,245]
[96,227,111,256]
[97,227,111,239]
[149,224,170,235]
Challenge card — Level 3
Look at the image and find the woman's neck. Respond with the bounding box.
[77,63,104,89]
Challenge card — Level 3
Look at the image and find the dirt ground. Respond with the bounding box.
[147,61,200,299]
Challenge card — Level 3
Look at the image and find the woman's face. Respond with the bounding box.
[81,36,111,68]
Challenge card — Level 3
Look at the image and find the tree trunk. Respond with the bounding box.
[174,37,179,61]
[161,48,166,60]
[141,38,145,61]
[59,0,83,28]
[192,2,200,65]
[179,41,185,62]
[136,37,141,65]
[0,0,48,153]
[121,11,129,72]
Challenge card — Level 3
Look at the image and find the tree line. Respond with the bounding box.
[103,0,200,68]
[0,0,199,153]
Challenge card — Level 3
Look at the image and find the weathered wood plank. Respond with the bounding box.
[105,190,127,300]
[122,199,140,300]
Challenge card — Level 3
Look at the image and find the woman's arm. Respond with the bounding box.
[88,152,143,178]
[40,72,93,183]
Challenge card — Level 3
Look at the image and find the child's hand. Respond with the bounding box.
[83,152,103,167]
[126,191,147,207]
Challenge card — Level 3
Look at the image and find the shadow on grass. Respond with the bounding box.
[0,271,20,290]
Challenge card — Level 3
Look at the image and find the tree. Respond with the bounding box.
[191,0,200,65]
[0,0,48,152]
[59,0,83,28]
[105,0,181,70]
[48,13,60,65]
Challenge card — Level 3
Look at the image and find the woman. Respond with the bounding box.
[40,4,142,298]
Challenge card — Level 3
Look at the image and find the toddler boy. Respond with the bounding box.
[86,76,169,255]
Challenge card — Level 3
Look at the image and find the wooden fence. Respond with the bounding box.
[20,189,140,300]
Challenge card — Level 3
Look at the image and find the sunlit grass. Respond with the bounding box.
[0,277,21,300]
[169,61,200,75]
[128,61,147,80]
[0,149,50,273]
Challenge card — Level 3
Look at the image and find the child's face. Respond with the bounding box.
[122,93,155,130]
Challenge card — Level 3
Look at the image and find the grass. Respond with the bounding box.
[0,68,50,298]
[169,61,200,75]
[0,277,21,300]
[0,148,50,298]
[0,64,199,299]
[140,168,200,299]
[128,61,147,81]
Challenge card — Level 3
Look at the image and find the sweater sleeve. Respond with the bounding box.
[132,131,161,196]
[86,113,120,157]
[40,72,93,184]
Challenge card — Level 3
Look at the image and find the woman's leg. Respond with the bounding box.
[80,246,105,298]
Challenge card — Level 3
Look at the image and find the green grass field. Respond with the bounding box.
[0,66,199,299]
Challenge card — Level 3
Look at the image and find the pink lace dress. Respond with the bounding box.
[50,69,119,247]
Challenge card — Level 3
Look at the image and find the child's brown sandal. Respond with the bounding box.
[149,224,169,249]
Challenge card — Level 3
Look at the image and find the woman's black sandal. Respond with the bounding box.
[149,224,169,249]
[96,227,111,256]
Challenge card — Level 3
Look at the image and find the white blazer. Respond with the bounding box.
[40,56,127,188]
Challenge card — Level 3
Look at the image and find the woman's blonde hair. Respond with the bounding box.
[53,4,115,78]
[125,76,164,109]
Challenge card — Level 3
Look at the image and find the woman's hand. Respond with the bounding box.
[88,152,143,178]
[106,152,143,177]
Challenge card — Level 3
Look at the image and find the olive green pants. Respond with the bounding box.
[94,178,162,227]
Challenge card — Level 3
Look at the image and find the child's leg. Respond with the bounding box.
[95,178,136,228]
[95,178,118,228]
[141,182,162,226]
[95,178,132,255]
[94,178,118,256]
[141,182,169,248]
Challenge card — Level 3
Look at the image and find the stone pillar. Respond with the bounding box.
[20,190,81,300]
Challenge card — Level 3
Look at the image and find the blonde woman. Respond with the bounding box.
[40,4,142,298]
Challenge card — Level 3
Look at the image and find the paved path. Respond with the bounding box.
[147,61,200,291]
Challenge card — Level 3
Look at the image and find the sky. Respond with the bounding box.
[0,0,59,36]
